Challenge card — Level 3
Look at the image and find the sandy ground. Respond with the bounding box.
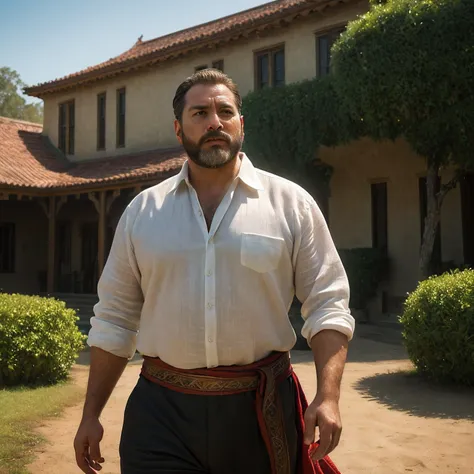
[28,326,474,474]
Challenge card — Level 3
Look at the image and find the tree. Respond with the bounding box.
[0,67,43,124]
[331,0,474,279]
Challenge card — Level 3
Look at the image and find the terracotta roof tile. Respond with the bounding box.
[25,0,346,97]
[0,117,185,193]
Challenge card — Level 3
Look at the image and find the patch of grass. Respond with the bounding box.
[0,376,84,474]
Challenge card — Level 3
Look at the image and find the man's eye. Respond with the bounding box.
[222,110,233,115]
[195,111,206,116]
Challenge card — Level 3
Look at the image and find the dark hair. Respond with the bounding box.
[172,69,242,121]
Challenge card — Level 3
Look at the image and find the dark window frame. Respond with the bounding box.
[371,181,388,254]
[0,222,15,273]
[194,65,208,72]
[116,88,126,148]
[316,25,346,77]
[254,44,285,90]
[211,59,224,72]
[97,92,106,151]
[58,99,75,155]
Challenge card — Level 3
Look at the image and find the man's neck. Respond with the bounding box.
[187,153,242,196]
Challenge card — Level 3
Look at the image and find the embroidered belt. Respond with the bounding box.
[140,352,341,474]
[141,352,292,474]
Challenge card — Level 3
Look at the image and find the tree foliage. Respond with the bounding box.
[332,0,474,168]
[242,76,360,194]
[331,0,474,278]
[0,67,43,124]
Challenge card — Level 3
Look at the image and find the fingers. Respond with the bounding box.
[86,451,103,472]
[311,421,342,461]
[328,424,342,454]
[310,424,332,461]
[89,437,105,467]
[74,434,102,474]
[303,409,317,445]
[74,446,97,474]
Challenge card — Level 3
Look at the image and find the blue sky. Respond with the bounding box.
[0,0,268,103]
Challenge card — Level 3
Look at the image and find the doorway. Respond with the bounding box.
[81,222,98,294]
[56,221,72,292]
[461,173,474,266]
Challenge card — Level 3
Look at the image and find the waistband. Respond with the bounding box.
[140,352,341,474]
[141,351,291,395]
[141,352,292,473]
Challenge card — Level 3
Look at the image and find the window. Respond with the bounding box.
[212,60,224,72]
[195,65,208,72]
[371,182,388,253]
[316,26,345,77]
[116,88,126,148]
[419,177,441,268]
[0,223,15,273]
[255,46,285,89]
[58,100,75,154]
[97,93,106,150]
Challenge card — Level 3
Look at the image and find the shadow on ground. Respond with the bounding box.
[355,370,474,420]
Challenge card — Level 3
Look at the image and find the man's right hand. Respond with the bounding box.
[74,417,105,473]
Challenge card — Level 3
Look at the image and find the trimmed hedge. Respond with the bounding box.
[0,293,85,386]
[400,270,474,386]
[338,248,389,311]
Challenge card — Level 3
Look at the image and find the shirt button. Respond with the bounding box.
[207,302,213,309]
[206,270,212,276]
[198,210,203,216]
[208,337,213,343]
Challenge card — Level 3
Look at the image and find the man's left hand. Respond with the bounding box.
[303,395,342,461]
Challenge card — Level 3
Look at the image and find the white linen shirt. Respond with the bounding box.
[87,153,355,369]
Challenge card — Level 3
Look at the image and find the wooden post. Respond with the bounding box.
[47,196,56,293]
[97,191,107,277]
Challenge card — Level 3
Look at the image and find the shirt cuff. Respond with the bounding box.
[87,316,138,359]
[301,311,355,346]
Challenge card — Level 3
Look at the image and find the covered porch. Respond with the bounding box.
[1,184,156,296]
[0,116,187,298]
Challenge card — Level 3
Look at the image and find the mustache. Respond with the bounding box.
[199,131,232,145]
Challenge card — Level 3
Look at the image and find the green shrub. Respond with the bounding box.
[338,248,389,310]
[0,293,86,386]
[400,270,474,386]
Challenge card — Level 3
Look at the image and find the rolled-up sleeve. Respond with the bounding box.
[87,202,143,359]
[294,195,355,345]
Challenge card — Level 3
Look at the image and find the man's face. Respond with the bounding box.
[174,83,244,169]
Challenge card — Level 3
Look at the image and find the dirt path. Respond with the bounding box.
[28,331,474,473]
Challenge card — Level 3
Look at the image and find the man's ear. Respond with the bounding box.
[174,119,183,145]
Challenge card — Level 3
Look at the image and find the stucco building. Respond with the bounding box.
[0,0,472,318]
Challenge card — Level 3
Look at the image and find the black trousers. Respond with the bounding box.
[119,373,298,474]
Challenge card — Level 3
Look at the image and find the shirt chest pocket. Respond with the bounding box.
[240,233,285,273]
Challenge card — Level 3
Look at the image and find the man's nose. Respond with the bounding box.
[206,113,223,131]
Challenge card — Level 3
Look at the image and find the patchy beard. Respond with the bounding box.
[181,130,243,169]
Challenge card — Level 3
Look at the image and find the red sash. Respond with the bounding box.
[141,351,341,474]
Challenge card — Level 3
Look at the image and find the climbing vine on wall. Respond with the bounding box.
[241,75,360,195]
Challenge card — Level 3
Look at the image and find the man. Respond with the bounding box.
[74,69,355,474]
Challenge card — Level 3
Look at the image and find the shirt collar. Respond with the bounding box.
[168,152,264,193]
[238,153,264,191]
[169,160,190,192]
